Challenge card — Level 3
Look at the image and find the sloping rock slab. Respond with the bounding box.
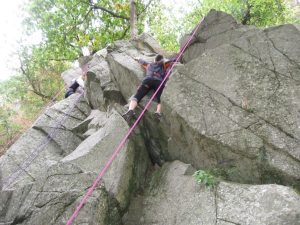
[161,11,300,188]
[0,107,150,224]
[62,109,150,210]
[0,95,90,189]
[181,10,257,63]
[0,163,117,225]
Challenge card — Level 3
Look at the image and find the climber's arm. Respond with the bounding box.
[164,57,177,70]
[137,58,149,70]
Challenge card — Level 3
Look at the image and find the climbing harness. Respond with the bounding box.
[66,18,204,225]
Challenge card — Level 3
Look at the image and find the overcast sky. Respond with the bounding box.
[0,0,25,81]
[0,0,196,82]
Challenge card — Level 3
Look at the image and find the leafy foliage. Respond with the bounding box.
[0,69,64,154]
[147,1,180,51]
[18,0,154,101]
[18,45,68,100]
[148,0,299,51]
[185,0,297,30]
[23,0,151,59]
[15,0,158,104]
[193,170,218,188]
[0,0,157,152]
[0,104,19,153]
[0,78,27,154]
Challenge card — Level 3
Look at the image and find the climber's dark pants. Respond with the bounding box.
[65,89,75,98]
[132,79,165,103]
[65,80,80,98]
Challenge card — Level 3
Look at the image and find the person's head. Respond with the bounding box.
[155,54,164,62]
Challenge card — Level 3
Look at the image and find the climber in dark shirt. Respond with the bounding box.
[65,74,86,98]
[122,54,175,121]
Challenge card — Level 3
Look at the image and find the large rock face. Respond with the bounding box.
[0,10,299,225]
[162,10,300,188]
[0,94,90,189]
[0,94,150,224]
[124,161,300,225]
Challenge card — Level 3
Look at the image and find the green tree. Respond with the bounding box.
[0,71,64,154]
[14,0,163,105]
[147,0,298,52]
[146,1,199,52]
[0,0,160,153]
[23,0,154,60]
[15,0,158,104]
[147,2,180,51]
[0,105,17,149]
[185,0,297,30]
[0,78,28,154]
[18,0,157,100]
[18,45,68,101]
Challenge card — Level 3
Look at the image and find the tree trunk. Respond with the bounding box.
[241,0,252,25]
[130,0,138,39]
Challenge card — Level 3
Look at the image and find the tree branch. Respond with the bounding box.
[19,55,52,100]
[130,0,138,39]
[121,25,130,39]
[241,0,252,25]
[137,0,154,17]
[90,3,130,20]
[31,89,52,100]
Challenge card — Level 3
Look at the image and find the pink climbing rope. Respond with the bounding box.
[66,18,203,225]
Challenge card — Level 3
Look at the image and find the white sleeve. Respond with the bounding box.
[76,77,85,88]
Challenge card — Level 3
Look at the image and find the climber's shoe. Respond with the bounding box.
[154,112,162,121]
[122,109,136,122]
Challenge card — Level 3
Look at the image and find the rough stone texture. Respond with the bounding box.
[0,162,113,225]
[73,109,108,138]
[161,10,300,188]
[181,10,257,63]
[106,34,171,105]
[217,182,300,225]
[0,94,90,189]
[1,9,300,225]
[0,87,149,224]
[0,100,150,225]
[107,46,145,101]
[124,161,300,225]
[62,109,150,210]
[0,28,165,225]
[123,161,216,225]
[85,49,125,110]
[133,33,174,58]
